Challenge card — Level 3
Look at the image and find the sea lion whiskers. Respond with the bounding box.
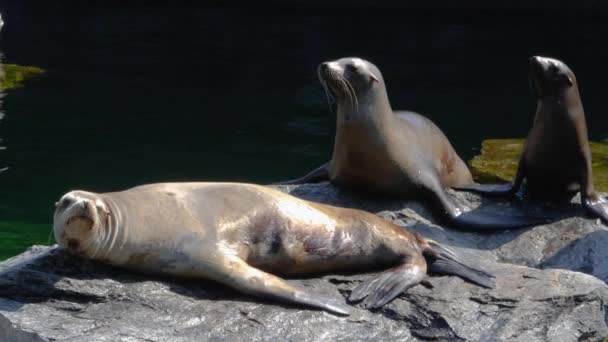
[319,77,335,115]
[340,74,359,114]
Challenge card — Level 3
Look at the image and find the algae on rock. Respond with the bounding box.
[469,138,608,192]
[0,64,45,91]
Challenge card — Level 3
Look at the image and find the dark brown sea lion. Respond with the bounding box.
[456,56,608,223]
[53,182,494,315]
[278,57,540,230]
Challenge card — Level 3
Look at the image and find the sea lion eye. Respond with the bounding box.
[345,64,358,72]
[58,197,73,209]
[549,63,559,73]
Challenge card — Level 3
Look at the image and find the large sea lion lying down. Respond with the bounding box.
[53,182,494,315]
[278,57,541,230]
[456,56,608,224]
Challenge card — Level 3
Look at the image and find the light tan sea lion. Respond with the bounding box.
[53,182,494,315]
[456,56,608,223]
[278,57,540,230]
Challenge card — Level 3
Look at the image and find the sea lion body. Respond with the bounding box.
[279,57,537,230]
[330,110,472,196]
[53,182,493,314]
[457,56,608,222]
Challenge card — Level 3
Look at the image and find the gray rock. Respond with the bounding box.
[1,184,607,341]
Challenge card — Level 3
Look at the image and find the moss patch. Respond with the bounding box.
[0,64,46,91]
[469,138,608,192]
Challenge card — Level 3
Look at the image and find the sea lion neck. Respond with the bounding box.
[535,85,584,124]
[335,85,393,127]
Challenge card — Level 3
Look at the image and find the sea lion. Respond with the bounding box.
[456,56,608,223]
[53,182,494,315]
[278,57,539,230]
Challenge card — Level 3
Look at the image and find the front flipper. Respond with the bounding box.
[453,182,516,196]
[273,162,330,185]
[425,174,545,230]
[450,210,546,231]
[583,194,608,224]
[220,258,351,316]
[580,160,608,224]
[348,255,426,309]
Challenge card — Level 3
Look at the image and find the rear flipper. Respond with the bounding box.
[220,257,351,316]
[273,162,330,185]
[348,254,426,309]
[425,240,495,289]
[583,194,608,224]
[453,182,516,197]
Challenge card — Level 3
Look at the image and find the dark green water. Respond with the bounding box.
[1,3,608,260]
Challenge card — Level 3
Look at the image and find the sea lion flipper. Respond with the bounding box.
[423,239,495,288]
[223,258,351,316]
[428,257,496,289]
[421,179,525,230]
[453,182,516,196]
[348,256,426,309]
[273,162,330,185]
[583,195,608,224]
[422,173,542,230]
[450,210,544,231]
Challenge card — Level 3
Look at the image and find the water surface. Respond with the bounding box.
[1,3,608,259]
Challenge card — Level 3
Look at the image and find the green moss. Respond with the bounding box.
[0,64,46,91]
[469,138,608,192]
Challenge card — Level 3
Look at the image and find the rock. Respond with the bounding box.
[1,184,608,341]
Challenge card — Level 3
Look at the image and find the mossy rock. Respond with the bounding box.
[0,64,45,91]
[469,138,608,192]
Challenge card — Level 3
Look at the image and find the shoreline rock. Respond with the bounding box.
[1,183,607,341]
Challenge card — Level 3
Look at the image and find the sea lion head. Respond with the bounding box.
[317,57,388,118]
[53,190,111,257]
[529,56,576,97]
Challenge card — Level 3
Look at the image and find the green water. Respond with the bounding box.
[1,3,608,260]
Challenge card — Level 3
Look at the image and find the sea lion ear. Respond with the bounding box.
[370,72,380,83]
[565,75,574,87]
[95,200,110,216]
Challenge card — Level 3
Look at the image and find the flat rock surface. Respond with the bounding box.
[1,183,607,342]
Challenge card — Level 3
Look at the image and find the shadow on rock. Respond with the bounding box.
[541,229,608,282]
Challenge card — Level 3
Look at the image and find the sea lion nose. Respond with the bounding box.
[320,62,329,71]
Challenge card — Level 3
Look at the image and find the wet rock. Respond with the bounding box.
[1,184,607,341]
